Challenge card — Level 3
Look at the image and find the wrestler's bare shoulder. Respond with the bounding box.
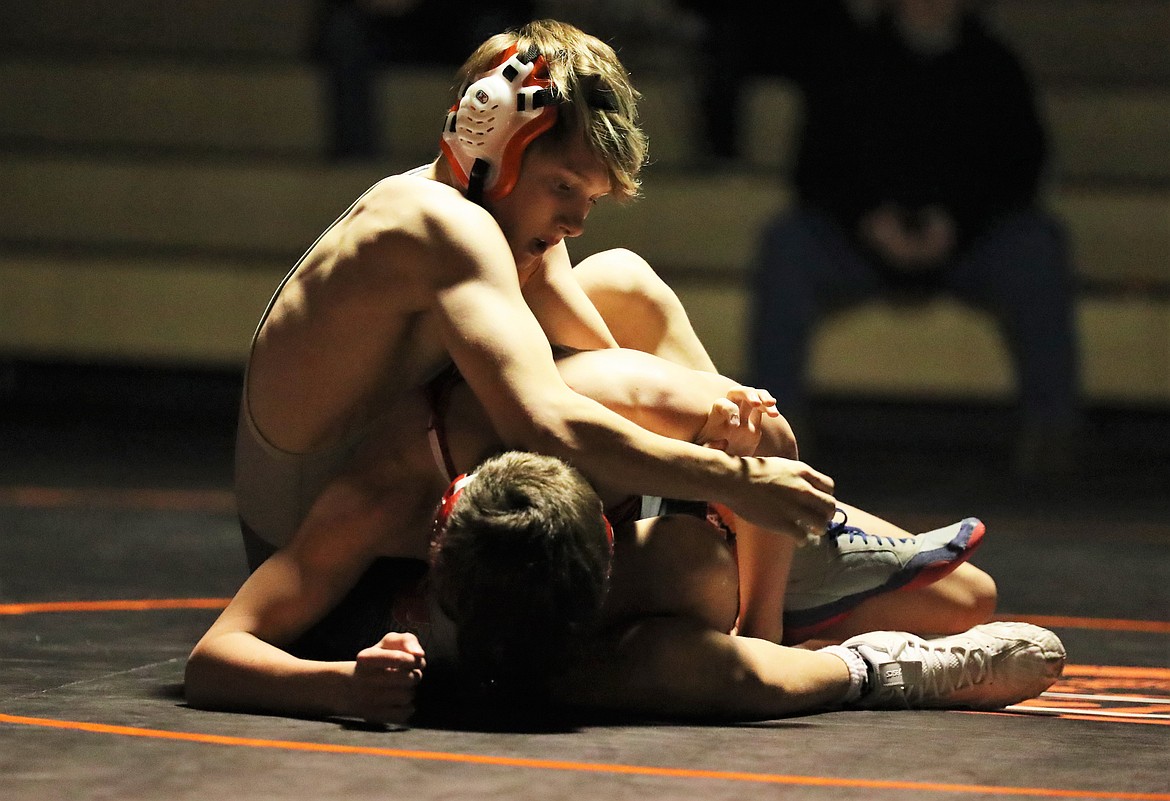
[343,170,502,262]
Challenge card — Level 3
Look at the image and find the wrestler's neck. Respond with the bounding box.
[428,157,451,188]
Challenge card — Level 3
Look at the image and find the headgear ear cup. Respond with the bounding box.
[439,44,561,204]
[432,473,475,538]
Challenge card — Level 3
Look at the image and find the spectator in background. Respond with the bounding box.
[314,0,535,160]
[686,0,1081,477]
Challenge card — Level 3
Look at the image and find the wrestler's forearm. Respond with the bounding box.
[533,395,831,535]
[732,517,796,643]
[553,617,850,720]
[527,397,749,504]
[185,632,352,719]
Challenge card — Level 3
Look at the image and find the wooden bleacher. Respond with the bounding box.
[0,0,1167,407]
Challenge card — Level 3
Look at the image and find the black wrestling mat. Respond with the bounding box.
[2,416,1167,801]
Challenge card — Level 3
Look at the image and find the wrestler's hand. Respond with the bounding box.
[728,456,836,543]
[347,632,426,724]
[696,386,780,456]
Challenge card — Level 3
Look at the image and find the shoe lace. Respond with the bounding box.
[906,639,993,704]
[826,508,849,536]
[827,509,914,547]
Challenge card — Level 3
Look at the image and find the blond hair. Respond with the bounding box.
[453,19,648,199]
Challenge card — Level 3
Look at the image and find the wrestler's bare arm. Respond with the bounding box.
[186,428,439,724]
[412,195,836,532]
[521,242,619,351]
[552,616,850,720]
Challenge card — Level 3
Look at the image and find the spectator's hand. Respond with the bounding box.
[916,205,957,264]
[697,386,780,456]
[860,204,953,272]
[347,632,426,724]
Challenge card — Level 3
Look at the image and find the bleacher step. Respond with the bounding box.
[3,252,1166,404]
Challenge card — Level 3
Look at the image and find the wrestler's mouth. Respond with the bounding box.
[532,236,561,255]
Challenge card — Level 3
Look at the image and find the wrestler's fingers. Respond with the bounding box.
[746,403,766,432]
[787,475,836,526]
[361,672,422,696]
[379,631,425,657]
[727,386,779,414]
[355,646,425,674]
[797,462,835,494]
[802,489,838,531]
[711,397,740,427]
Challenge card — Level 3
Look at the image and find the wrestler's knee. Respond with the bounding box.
[577,249,684,323]
[756,412,799,460]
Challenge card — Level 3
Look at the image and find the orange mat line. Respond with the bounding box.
[1061,665,1170,682]
[997,614,1170,635]
[1,713,1166,800]
[3,597,1167,641]
[0,598,231,615]
[0,485,235,513]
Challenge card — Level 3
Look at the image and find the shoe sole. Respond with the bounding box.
[782,519,986,645]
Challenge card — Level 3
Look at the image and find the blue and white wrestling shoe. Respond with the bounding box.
[783,515,985,645]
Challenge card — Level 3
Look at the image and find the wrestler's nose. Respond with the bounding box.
[559,205,588,238]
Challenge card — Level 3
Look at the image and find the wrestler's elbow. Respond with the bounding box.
[183,641,225,709]
[497,394,611,465]
[184,635,264,713]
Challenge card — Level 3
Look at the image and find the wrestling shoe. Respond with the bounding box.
[843,622,1066,709]
[782,516,985,645]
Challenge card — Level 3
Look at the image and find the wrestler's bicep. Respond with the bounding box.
[431,270,569,440]
[522,245,618,351]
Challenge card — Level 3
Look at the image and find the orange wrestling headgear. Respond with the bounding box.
[439,44,561,205]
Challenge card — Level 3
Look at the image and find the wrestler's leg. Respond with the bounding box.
[551,348,996,642]
[551,513,1049,719]
[812,564,998,642]
[800,503,998,642]
[713,390,807,642]
[810,504,997,639]
[572,249,718,372]
[550,347,777,456]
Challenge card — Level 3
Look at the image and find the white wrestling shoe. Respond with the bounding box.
[843,622,1066,710]
[782,516,985,645]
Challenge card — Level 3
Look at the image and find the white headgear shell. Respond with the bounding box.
[441,47,558,201]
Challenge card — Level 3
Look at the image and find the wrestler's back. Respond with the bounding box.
[246,170,462,455]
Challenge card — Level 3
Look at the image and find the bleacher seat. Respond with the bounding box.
[0,0,1167,408]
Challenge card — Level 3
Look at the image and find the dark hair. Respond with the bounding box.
[429,451,612,701]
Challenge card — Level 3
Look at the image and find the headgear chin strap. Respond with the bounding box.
[431,472,615,553]
[440,43,561,205]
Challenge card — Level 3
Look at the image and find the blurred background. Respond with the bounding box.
[1,0,1167,516]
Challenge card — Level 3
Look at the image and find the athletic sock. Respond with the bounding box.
[817,644,870,704]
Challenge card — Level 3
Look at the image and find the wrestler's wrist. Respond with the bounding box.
[707,450,756,509]
[330,660,362,718]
